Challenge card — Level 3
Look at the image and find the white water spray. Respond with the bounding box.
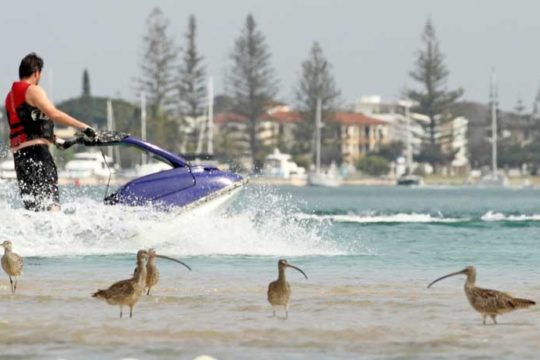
[0,184,353,257]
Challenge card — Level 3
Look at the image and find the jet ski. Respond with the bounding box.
[69,130,246,211]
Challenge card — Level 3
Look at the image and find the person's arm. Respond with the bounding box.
[25,85,91,131]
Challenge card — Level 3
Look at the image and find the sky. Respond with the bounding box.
[1,0,539,111]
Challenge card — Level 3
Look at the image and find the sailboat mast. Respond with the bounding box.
[315,98,322,174]
[106,99,114,160]
[490,70,498,176]
[405,103,412,173]
[207,77,214,156]
[195,116,205,155]
[141,93,147,165]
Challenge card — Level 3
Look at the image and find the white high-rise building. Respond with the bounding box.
[355,96,469,171]
[355,96,428,157]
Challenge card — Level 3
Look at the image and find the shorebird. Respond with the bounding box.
[1,240,23,294]
[267,259,308,319]
[428,265,536,324]
[93,249,148,318]
[142,248,192,296]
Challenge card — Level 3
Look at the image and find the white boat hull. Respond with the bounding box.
[308,173,342,187]
[477,174,508,187]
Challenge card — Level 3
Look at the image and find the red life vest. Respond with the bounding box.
[4,81,54,148]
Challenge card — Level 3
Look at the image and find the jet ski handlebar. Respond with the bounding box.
[56,130,130,150]
[56,129,189,168]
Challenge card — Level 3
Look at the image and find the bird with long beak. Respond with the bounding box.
[93,249,148,318]
[428,265,536,325]
[1,240,23,294]
[267,259,308,319]
[140,248,192,296]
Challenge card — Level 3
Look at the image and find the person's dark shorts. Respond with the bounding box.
[13,145,59,211]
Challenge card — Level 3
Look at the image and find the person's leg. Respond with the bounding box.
[33,146,60,211]
[14,145,60,211]
[14,148,39,211]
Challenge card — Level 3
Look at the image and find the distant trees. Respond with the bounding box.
[408,19,463,169]
[357,155,390,176]
[371,141,404,162]
[356,142,402,176]
[136,7,179,148]
[178,15,207,152]
[294,42,341,163]
[57,97,141,167]
[228,14,278,171]
[495,93,540,174]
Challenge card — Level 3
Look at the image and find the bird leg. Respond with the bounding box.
[482,315,487,325]
[285,305,289,320]
[129,305,134,318]
[119,306,123,318]
[146,288,151,296]
[490,315,497,325]
[9,277,13,294]
[13,279,17,294]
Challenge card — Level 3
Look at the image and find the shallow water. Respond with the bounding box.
[0,182,539,359]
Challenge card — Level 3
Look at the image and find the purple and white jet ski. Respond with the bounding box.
[76,130,246,212]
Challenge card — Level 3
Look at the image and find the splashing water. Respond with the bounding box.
[0,183,358,257]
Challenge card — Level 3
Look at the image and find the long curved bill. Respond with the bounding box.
[156,254,192,271]
[287,264,308,279]
[427,269,467,288]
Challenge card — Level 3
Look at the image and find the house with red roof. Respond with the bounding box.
[213,105,389,166]
[213,105,302,160]
[329,112,388,165]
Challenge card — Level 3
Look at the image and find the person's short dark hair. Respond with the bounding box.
[19,53,44,79]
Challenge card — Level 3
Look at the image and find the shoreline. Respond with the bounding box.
[250,175,540,187]
[1,175,538,187]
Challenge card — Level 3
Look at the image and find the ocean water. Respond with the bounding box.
[0,182,539,359]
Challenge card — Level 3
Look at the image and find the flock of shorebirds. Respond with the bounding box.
[0,240,536,323]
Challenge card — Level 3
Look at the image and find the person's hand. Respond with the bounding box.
[83,127,97,139]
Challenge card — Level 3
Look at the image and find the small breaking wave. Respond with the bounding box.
[296,212,467,224]
[480,211,540,222]
[298,211,540,225]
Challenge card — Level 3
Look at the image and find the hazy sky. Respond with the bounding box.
[1,0,539,111]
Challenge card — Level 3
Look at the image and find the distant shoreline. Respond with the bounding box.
[1,174,538,188]
[250,175,540,187]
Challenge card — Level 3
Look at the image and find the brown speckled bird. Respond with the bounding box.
[134,249,192,296]
[1,240,23,294]
[93,250,148,318]
[267,259,308,319]
[144,249,160,296]
[428,265,536,324]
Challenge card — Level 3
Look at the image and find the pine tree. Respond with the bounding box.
[408,19,463,168]
[80,68,93,124]
[178,15,207,152]
[229,14,278,171]
[294,41,341,161]
[530,89,540,139]
[513,97,529,143]
[532,88,540,120]
[515,97,525,116]
[136,7,179,147]
[82,69,91,97]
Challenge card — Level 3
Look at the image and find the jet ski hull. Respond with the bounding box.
[106,165,246,210]
[86,133,246,211]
